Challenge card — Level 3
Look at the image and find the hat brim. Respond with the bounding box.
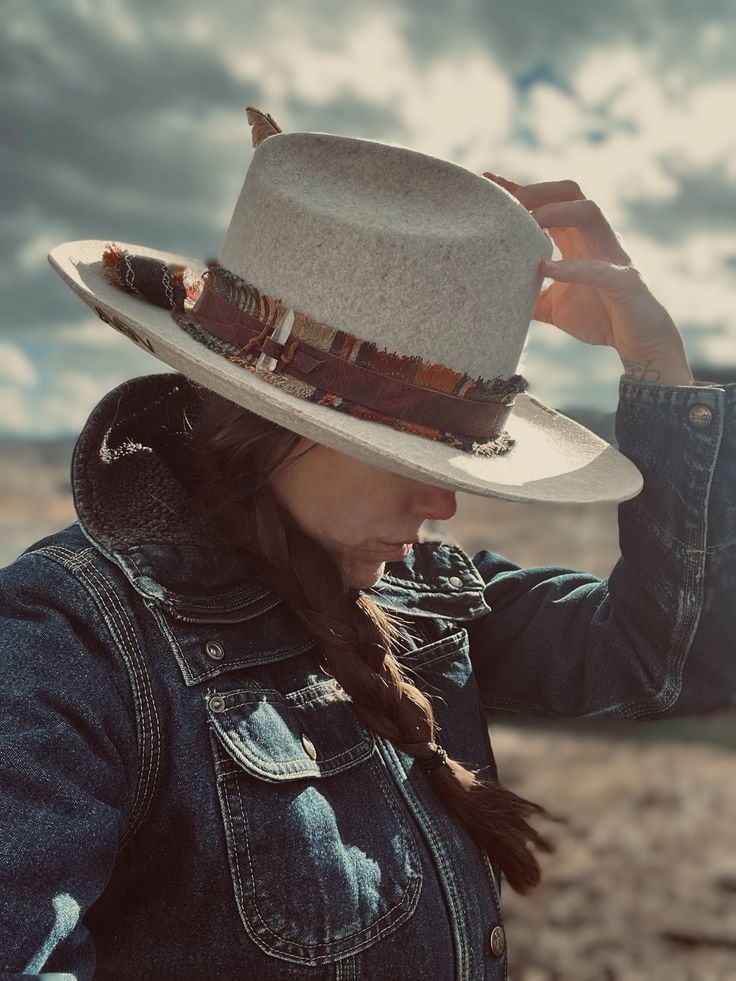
[49,239,643,505]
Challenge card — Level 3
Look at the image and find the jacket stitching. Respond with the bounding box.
[158,589,274,612]
[189,644,315,682]
[374,738,472,979]
[219,727,371,772]
[399,630,467,667]
[148,602,316,685]
[219,680,347,708]
[34,544,153,834]
[481,854,508,981]
[72,554,162,845]
[623,420,717,719]
[218,769,253,947]
[43,546,160,843]
[630,499,729,553]
[336,956,357,981]
[379,576,476,594]
[183,643,315,681]
[34,545,161,849]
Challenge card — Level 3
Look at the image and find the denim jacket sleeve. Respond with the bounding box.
[467,374,736,720]
[0,547,138,981]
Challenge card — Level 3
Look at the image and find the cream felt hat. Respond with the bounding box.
[48,106,643,505]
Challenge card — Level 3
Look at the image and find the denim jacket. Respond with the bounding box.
[1,371,734,981]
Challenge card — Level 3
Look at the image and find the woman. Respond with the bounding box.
[1,107,733,980]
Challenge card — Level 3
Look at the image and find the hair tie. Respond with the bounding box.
[418,745,449,772]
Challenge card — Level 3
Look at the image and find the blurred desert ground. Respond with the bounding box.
[1,383,734,981]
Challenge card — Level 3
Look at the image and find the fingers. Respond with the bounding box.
[539,258,646,299]
[532,200,631,265]
[482,173,630,266]
[483,173,585,209]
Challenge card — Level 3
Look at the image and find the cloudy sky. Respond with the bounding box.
[2,0,735,437]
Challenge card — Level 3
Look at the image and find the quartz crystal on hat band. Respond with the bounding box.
[102,245,528,455]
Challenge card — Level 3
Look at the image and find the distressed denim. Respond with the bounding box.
[0,372,733,981]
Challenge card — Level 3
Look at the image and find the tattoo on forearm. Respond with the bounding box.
[621,357,662,382]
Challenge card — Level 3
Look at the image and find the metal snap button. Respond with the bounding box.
[301,733,318,760]
[488,925,506,956]
[205,640,225,661]
[688,404,712,428]
[448,576,463,588]
[208,694,226,713]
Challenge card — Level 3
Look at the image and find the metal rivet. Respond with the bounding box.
[448,576,463,588]
[205,640,225,661]
[208,694,226,713]
[688,404,712,428]
[488,925,506,956]
[301,733,318,760]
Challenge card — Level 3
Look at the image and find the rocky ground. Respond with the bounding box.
[494,725,736,981]
[2,436,735,980]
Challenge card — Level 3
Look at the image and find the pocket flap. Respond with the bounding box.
[207,680,374,781]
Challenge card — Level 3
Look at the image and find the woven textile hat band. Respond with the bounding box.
[102,245,529,457]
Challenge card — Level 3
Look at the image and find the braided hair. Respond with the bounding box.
[183,385,560,894]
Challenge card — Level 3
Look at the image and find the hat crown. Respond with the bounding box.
[218,132,554,380]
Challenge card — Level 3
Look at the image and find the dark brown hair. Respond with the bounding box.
[184,385,561,895]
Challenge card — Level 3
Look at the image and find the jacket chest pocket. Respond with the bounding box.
[206,679,423,967]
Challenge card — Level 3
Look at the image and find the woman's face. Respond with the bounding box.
[269,438,457,589]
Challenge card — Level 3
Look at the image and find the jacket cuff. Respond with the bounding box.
[616,373,734,549]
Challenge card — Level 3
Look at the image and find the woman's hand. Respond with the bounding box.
[482,173,694,384]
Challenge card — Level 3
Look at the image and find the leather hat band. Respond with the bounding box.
[192,280,519,442]
[102,245,528,454]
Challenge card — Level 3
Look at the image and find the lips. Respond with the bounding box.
[379,541,414,559]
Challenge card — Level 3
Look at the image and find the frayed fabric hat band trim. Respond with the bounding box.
[193,269,525,442]
[102,245,528,456]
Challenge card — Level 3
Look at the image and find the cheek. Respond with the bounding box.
[318,480,393,546]
[272,445,407,547]
[285,482,360,544]
[325,493,376,541]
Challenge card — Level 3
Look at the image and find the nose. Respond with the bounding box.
[410,481,457,522]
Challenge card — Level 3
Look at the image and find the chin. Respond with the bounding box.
[344,561,386,590]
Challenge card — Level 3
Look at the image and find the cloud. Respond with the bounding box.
[620,160,736,241]
[523,325,626,414]
[0,388,32,433]
[247,11,515,168]
[1,1,265,331]
[3,0,736,438]
[0,342,38,386]
[0,317,174,438]
[393,0,736,86]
